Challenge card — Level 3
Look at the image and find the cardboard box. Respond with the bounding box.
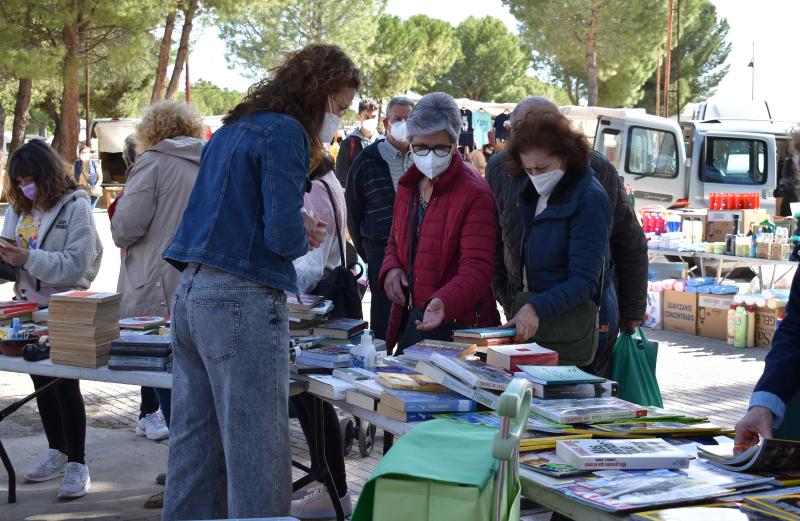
[697,294,734,340]
[757,242,770,259]
[642,290,664,329]
[769,242,792,261]
[663,290,698,335]
[755,307,785,347]
[705,209,767,243]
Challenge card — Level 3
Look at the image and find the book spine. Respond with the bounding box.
[534,382,618,400]
[560,411,647,424]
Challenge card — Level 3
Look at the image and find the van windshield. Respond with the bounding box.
[625,126,678,178]
[700,137,767,185]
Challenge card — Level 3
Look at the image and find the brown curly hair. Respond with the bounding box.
[224,44,360,166]
[508,107,590,176]
[6,139,80,214]
[136,101,203,151]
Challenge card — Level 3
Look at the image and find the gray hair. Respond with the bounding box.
[510,96,558,127]
[385,96,414,116]
[405,92,461,143]
[122,134,138,168]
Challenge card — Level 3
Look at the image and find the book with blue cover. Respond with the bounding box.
[453,327,517,339]
[380,389,477,413]
[518,365,606,385]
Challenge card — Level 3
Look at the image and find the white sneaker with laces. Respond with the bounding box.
[24,449,68,482]
[58,462,91,498]
[290,485,352,520]
[135,411,169,440]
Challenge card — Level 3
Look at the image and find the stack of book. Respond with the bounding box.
[108,333,172,372]
[486,343,558,372]
[451,327,516,347]
[312,317,368,340]
[402,339,478,362]
[287,293,334,336]
[295,345,352,369]
[515,365,619,400]
[0,301,39,326]
[377,389,477,422]
[415,353,514,410]
[119,316,167,331]
[48,291,121,368]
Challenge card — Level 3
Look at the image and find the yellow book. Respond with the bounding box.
[375,372,446,392]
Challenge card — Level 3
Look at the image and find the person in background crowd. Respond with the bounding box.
[735,268,800,448]
[346,96,415,341]
[467,143,494,176]
[380,92,500,353]
[330,135,343,167]
[289,151,353,519]
[161,44,357,519]
[488,96,647,376]
[74,144,103,208]
[107,135,138,220]
[775,132,800,217]
[335,98,379,187]
[500,106,614,372]
[2,140,103,499]
[112,101,204,447]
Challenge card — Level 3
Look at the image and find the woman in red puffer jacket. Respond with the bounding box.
[380,92,500,352]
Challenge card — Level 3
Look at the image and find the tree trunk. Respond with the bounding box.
[585,3,600,106]
[10,78,33,156]
[53,24,81,163]
[561,66,578,106]
[43,93,62,144]
[165,0,199,100]
[152,8,177,103]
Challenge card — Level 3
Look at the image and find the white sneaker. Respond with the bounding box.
[58,462,91,498]
[135,411,169,441]
[24,449,68,482]
[290,485,352,519]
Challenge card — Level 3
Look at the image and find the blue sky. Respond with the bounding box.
[188,0,800,120]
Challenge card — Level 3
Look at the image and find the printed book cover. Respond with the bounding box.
[550,469,730,512]
[119,316,166,330]
[745,494,800,520]
[380,389,476,413]
[403,339,477,361]
[556,438,691,471]
[286,293,325,311]
[429,352,512,390]
[532,397,648,424]
[520,450,584,478]
[375,372,446,392]
[51,291,121,303]
[518,365,606,385]
[452,327,517,339]
[487,342,558,371]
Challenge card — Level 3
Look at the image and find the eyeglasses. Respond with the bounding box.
[411,144,453,157]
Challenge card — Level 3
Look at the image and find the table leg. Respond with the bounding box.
[312,397,344,521]
[383,432,394,454]
[697,256,706,279]
[0,377,64,503]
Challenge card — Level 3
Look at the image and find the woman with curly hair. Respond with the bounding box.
[162,44,360,519]
[2,140,102,499]
[111,101,204,445]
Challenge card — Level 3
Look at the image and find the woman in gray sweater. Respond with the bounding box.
[1,140,102,499]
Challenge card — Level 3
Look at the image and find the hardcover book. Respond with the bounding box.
[531,397,648,424]
[487,343,558,371]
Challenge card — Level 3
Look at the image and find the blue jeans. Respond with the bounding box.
[162,266,291,520]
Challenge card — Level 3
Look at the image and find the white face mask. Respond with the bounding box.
[413,148,453,179]
[361,117,378,133]
[527,168,566,197]
[319,98,341,145]
[389,120,407,142]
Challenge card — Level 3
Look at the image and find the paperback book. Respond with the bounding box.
[414,360,501,409]
[354,378,386,398]
[307,375,353,400]
[518,365,606,385]
[402,339,478,362]
[286,293,325,311]
[429,352,513,390]
[345,389,378,411]
[487,343,558,371]
[515,379,618,400]
[119,316,167,330]
[375,372,446,392]
[452,327,517,339]
[375,402,436,423]
[556,438,692,471]
[520,450,585,478]
[532,397,648,424]
[332,367,377,382]
[380,389,476,413]
[313,318,368,339]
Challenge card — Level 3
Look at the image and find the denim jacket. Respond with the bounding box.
[163,112,310,292]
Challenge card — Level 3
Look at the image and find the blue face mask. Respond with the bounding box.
[21,183,37,201]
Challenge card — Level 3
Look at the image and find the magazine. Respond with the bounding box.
[681,459,778,489]
[549,469,731,512]
[429,353,512,390]
[745,495,800,521]
[699,439,800,472]
[520,450,585,478]
[592,422,724,437]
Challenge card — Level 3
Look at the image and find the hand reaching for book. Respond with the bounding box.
[415,298,445,331]
[503,303,539,342]
[734,406,774,454]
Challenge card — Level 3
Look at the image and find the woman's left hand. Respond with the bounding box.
[0,244,29,267]
[416,298,446,331]
[503,303,539,342]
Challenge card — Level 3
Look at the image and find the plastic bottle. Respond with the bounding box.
[734,305,747,348]
[350,329,376,369]
[656,213,665,234]
[11,318,20,340]
[726,304,737,346]
[746,305,756,348]
[693,218,704,244]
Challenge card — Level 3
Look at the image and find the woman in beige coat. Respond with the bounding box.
[110,101,204,443]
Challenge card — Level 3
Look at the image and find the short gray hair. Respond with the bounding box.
[510,96,558,127]
[385,96,414,116]
[406,92,461,144]
[122,134,138,168]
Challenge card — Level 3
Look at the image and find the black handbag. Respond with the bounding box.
[311,180,363,319]
[0,238,19,282]
[512,266,604,367]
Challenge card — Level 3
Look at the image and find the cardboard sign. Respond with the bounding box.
[642,291,664,330]
[663,290,698,335]
[755,307,785,348]
[697,295,734,340]
[705,209,767,243]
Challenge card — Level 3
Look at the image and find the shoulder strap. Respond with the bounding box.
[406,192,419,310]
[318,180,345,268]
[349,136,358,160]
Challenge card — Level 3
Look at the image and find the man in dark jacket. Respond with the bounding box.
[335,98,379,187]
[345,96,414,340]
[735,268,800,446]
[488,96,648,375]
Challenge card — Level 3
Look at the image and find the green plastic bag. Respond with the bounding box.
[609,327,663,407]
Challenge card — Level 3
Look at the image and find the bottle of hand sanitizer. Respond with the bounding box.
[350,329,376,369]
